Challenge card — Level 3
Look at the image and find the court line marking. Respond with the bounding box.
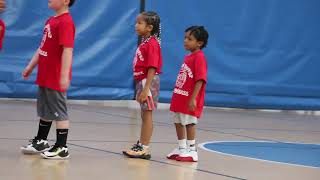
[0,137,177,144]
[198,141,320,169]
[4,117,316,145]
[67,107,320,143]
[4,104,319,172]
[0,137,247,179]
[67,142,247,180]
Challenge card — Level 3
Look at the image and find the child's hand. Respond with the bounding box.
[22,67,33,80]
[188,98,197,111]
[138,89,148,103]
[60,77,70,91]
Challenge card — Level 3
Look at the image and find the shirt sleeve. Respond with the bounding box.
[59,20,75,48]
[0,20,5,49]
[0,20,5,38]
[146,40,160,70]
[194,55,207,83]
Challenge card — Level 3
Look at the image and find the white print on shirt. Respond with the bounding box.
[39,24,52,56]
[133,47,145,76]
[174,88,189,96]
[175,63,193,88]
[174,63,194,97]
[39,49,48,57]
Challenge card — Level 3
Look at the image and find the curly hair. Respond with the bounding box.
[185,26,209,49]
[141,11,161,44]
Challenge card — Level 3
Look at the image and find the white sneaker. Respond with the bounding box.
[40,145,70,160]
[176,150,198,162]
[21,138,51,154]
[167,148,187,160]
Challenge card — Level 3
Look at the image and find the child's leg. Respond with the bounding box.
[167,116,188,160]
[36,118,52,140]
[56,120,69,147]
[41,119,70,159]
[21,117,52,154]
[175,123,187,149]
[122,110,152,160]
[40,88,70,159]
[186,124,196,151]
[175,123,185,140]
[140,110,153,146]
[139,76,159,147]
[36,87,53,140]
[175,123,198,162]
[122,77,158,160]
[21,87,52,154]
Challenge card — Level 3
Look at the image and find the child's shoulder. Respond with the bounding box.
[186,50,205,59]
[61,13,74,22]
[195,50,206,57]
[146,36,160,47]
[185,51,207,66]
[52,13,74,26]
[194,50,206,61]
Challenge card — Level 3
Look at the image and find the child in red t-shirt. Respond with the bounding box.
[167,26,209,162]
[123,11,162,160]
[0,19,5,50]
[20,0,76,160]
[0,0,5,50]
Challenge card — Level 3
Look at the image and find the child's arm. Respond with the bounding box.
[60,47,73,91]
[138,67,156,103]
[189,80,205,111]
[22,49,40,80]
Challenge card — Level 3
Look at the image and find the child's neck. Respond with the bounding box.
[190,48,201,54]
[142,33,152,40]
[55,7,69,17]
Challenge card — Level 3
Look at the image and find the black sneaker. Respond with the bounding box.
[41,144,70,160]
[21,138,51,154]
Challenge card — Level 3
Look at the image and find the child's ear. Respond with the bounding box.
[198,41,204,48]
[147,24,154,33]
[64,0,70,6]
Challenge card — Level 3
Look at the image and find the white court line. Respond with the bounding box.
[198,141,320,169]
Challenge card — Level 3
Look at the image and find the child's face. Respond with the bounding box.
[0,0,5,13]
[184,31,203,52]
[135,14,153,37]
[48,0,68,11]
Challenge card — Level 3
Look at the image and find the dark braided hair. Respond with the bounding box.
[141,11,161,44]
[185,26,209,49]
[69,0,76,7]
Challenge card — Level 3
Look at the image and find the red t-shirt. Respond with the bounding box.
[0,19,5,50]
[133,37,162,81]
[36,13,76,92]
[170,50,208,118]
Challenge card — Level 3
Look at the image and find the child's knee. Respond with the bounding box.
[186,123,196,128]
[141,111,153,121]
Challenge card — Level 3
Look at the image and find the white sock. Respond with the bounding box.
[178,139,187,149]
[187,140,196,151]
[142,144,149,149]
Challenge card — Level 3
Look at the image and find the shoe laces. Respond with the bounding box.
[48,144,60,152]
[131,141,143,152]
[28,137,41,144]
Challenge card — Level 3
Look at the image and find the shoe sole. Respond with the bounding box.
[40,153,70,160]
[176,156,198,162]
[21,147,51,155]
[122,151,151,160]
[167,154,179,160]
